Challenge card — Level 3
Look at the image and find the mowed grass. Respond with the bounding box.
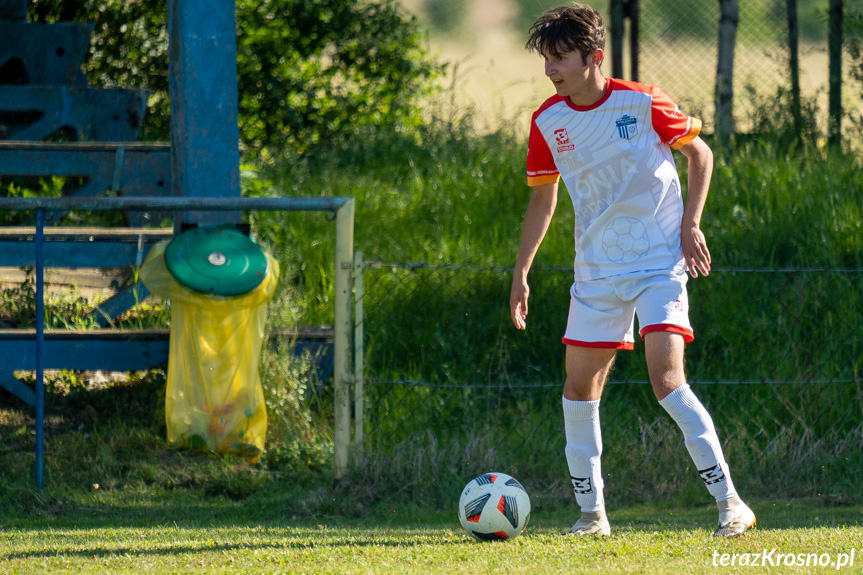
[2,41,861,575]
[1,500,861,574]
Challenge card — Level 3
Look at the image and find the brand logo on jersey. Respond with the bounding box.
[554,128,575,153]
[554,128,570,145]
[616,115,638,140]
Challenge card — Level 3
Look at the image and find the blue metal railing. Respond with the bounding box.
[0,196,354,490]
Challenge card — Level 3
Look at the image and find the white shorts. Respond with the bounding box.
[562,269,693,350]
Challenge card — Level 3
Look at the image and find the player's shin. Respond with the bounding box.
[562,397,605,511]
[658,384,736,500]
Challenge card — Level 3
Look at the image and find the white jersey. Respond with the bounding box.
[527,78,702,281]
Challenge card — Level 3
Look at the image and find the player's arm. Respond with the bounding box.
[678,135,713,278]
[511,181,558,329]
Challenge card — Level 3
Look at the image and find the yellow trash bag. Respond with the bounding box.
[139,239,279,462]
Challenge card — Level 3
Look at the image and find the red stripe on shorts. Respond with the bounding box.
[562,337,635,350]
[639,324,694,343]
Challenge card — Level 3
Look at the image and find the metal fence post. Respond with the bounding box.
[787,0,802,139]
[333,199,355,478]
[610,0,624,79]
[716,0,739,146]
[625,0,639,82]
[353,251,364,464]
[35,208,45,492]
[828,0,843,147]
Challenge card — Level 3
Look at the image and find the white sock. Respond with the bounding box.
[659,384,737,502]
[562,397,604,512]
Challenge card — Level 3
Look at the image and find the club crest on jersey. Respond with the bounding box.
[554,128,575,152]
[616,115,638,140]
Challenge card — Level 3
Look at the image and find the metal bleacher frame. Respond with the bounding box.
[0,196,356,490]
[0,1,359,486]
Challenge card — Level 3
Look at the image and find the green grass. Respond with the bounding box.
[1,80,861,574]
[355,381,863,510]
[243,116,863,508]
[1,500,861,574]
[251,118,863,331]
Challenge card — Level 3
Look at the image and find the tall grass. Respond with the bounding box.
[0,269,170,331]
[706,141,863,268]
[2,86,861,514]
[0,289,338,518]
[253,106,863,326]
[352,381,863,510]
[248,97,863,507]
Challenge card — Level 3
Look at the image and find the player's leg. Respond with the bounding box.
[562,345,615,536]
[560,278,632,537]
[564,343,615,400]
[644,330,756,537]
[643,329,687,401]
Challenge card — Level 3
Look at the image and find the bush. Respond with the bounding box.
[28,0,442,156]
[237,0,442,157]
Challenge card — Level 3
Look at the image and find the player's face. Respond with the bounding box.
[542,48,604,106]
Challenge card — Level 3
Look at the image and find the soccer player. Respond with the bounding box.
[509,3,755,537]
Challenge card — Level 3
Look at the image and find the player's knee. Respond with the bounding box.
[563,374,605,400]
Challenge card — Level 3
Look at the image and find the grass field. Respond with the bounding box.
[2,7,862,573]
[2,88,861,575]
[1,499,861,574]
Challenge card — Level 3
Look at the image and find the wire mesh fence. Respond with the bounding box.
[353,262,863,504]
[581,0,861,135]
[637,0,792,122]
[361,263,862,386]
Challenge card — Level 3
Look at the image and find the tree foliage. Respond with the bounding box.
[30,0,172,141]
[28,0,442,156]
[235,0,440,156]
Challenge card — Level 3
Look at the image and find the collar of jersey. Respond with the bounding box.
[565,78,614,111]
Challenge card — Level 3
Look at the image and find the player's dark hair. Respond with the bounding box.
[525,3,606,64]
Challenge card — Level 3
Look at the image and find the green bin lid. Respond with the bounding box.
[164,225,268,296]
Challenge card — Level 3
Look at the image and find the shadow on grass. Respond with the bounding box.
[3,534,432,562]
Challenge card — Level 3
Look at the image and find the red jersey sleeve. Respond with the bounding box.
[649,85,702,150]
[526,111,560,187]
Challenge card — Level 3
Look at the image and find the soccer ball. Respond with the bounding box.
[458,472,531,542]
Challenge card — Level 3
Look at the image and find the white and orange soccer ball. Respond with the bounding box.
[458,472,531,542]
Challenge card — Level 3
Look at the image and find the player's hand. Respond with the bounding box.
[510,280,529,330]
[681,224,711,278]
